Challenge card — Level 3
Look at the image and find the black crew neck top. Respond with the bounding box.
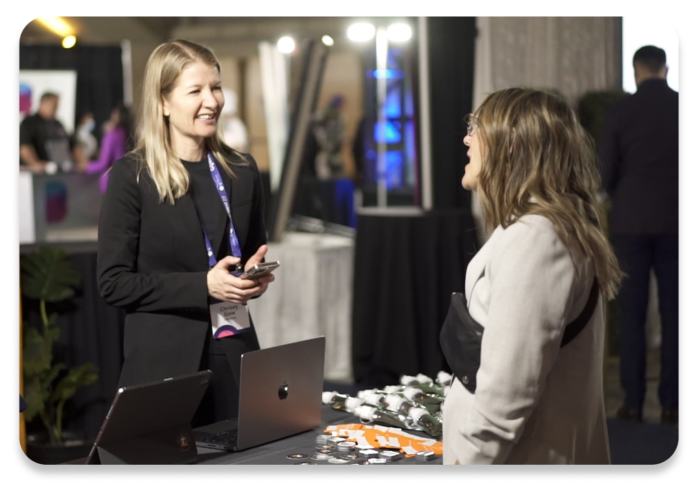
[181,157,232,261]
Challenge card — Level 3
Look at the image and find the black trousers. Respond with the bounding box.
[613,234,678,412]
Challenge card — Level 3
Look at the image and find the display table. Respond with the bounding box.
[66,406,442,465]
[248,232,354,382]
[19,170,102,244]
[196,406,442,465]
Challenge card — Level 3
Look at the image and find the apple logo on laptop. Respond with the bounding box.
[278,381,289,400]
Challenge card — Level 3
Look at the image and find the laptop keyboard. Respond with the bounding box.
[205,429,239,444]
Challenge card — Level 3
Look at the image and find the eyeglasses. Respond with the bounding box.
[465,113,479,137]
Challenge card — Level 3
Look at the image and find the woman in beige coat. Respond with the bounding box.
[442,88,622,464]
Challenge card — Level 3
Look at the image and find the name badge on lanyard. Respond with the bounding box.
[200,152,251,339]
[209,301,251,339]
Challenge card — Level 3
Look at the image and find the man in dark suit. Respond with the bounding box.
[599,45,678,424]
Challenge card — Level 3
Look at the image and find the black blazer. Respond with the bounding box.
[97,151,267,387]
[598,78,678,235]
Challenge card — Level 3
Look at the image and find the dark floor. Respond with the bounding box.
[602,349,678,464]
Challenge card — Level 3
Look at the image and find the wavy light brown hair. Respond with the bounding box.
[473,88,621,299]
[133,39,246,204]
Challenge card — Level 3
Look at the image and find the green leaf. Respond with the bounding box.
[51,363,99,403]
[41,363,66,394]
[23,377,44,422]
[45,320,61,342]
[20,246,81,303]
[22,324,51,376]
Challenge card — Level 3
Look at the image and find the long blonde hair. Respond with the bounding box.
[473,88,622,299]
[133,39,247,204]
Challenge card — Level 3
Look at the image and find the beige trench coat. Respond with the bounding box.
[442,214,610,464]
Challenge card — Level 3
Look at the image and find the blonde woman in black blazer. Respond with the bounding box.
[97,40,274,423]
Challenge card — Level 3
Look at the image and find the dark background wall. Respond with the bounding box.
[427,17,477,210]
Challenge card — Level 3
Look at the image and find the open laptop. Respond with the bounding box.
[193,337,325,452]
[85,370,213,464]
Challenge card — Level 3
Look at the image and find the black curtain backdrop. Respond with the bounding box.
[20,44,124,142]
[427,18,477,210]
[352,209,479,387]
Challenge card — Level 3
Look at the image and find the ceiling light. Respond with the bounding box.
[322,35,334,46]
[36,17,73,37]
[277,36,295,54]
[347,23,376,42]
[387,23,412,42]
[62,36,77,49]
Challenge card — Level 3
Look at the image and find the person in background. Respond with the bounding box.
[351,114,367,187]
[20,92,87,173]
[221,88,249,153]
[83,103,132,193]
[312,95,346,180]
[97,40,274,426]
[74,111,98,161]
[442,88,622,464]
[598,45,679,425]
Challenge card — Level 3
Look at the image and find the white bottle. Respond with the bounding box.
[353,405,407,429]
[357,389,388,408]
[408,406,443,437]
[322,391,366,413]
[322,391,350,410]
[385,394,412,417]
[402,386,443,405]
[436,371,453,387]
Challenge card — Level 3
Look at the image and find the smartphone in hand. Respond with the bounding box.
[233,261,280,279]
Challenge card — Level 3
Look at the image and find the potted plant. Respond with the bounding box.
[20,246,99,464]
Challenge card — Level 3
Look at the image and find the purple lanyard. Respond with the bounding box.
[200,152,242,268]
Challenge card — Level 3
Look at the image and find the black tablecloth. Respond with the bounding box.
[66,405,443,465]
[352,209,479,387]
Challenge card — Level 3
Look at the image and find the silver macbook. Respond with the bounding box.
[193,337,325,452]
[85,370,213,464]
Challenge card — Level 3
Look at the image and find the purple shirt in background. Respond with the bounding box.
[85,127,127,193]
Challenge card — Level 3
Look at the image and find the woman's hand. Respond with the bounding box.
[206,245,275,304]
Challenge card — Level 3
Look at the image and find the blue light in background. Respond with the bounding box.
[385,86,402,119]
[404,120,416,186]
[374,121,402,144]
[385,151,404,189]
[403,85,414,117]
[387,48,401,69]
[367,69,405,79]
